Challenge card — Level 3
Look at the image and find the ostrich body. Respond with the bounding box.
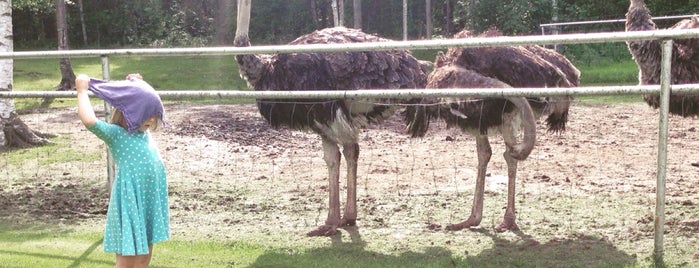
[626,0,699,116]
[407,29,578,232]
[234,0,427,236]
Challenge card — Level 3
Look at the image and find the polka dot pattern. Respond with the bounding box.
[88,120,170,256]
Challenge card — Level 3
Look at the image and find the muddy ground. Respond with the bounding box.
[1,101,699,266]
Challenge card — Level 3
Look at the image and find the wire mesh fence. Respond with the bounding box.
[2,29,699,264]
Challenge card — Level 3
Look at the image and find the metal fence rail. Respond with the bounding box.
[3,29,699,263]
[3,84,699,100]
[540,14,697,29]
[1,28,699,59]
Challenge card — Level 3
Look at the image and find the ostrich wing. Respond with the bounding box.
[254,27,427,131]
[668,17,699,84]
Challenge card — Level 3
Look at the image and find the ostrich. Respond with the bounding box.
[406,29,579,232]
[233,0,427,236]
[626,0,699,116]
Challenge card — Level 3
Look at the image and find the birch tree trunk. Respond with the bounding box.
[402,0,407,40]
[0,0,54,149]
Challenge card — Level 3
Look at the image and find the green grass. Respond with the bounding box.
[0,223,265,268]
[14,56,248,91]
[577,59,639,87]
[12,53,643,110]
[573,58,644,104]
[0,220,647,268]
[1,135,100,165]
[13,56,252,110]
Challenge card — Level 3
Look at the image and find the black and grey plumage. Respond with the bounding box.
[405,29,579,232]
[626,0,699,116]
[234,0,427,236]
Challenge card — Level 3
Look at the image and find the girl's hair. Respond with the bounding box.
[110,108,161,132]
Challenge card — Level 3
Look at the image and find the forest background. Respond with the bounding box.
[11,0,699,65]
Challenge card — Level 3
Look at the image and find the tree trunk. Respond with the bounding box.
[55,0,74,91]
[214,0,235,44]
[310,0,320,28]
[331,0,339,26]
[445,0,453,36]
[338,0,344,26]
[353,0,361,29]
[0,0,54,149]
[425,0,432,39]
[42,0,76,107]
[403,0,407,40]
[77,0,87,46]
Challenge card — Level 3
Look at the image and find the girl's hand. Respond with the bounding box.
[126,73,143,80]
[76,74,97,127]
[75,74,90,93]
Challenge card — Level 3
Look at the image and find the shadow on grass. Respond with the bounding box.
[248,227,637,268]
[0,239,112,267]
[467,229,637,267]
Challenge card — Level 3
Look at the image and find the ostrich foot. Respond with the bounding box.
[340,218,356,227]
[445,218,481,231]
[306,224,339,237]
[306,218,355,236]
[494,218,519,232]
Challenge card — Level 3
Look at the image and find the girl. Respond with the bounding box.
[76,73,169,268]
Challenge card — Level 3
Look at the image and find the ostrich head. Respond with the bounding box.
[625,0,663,85]
[626,0,656,32]
[234,0,268,88]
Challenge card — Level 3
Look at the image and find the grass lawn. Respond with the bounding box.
[0,223,266,268]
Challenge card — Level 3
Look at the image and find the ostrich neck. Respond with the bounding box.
[626,0,662,83]
[234,0,267,88]
[626,0,655,32]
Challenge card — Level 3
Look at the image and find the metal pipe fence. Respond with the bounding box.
[1,29,699,59]
[3,28,699,263]
[3,84,699,100]
[540,15,697,30]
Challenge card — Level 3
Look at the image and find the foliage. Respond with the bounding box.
[454,0,553,35]
[11,0,53,13]
[9,0,699,77]
[11,0,699,48]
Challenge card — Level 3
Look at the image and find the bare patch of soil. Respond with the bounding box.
[2,101,699,266]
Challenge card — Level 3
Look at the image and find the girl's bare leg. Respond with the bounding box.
[115,246,153,268]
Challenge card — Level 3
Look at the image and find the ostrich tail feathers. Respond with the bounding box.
[403,98,438,138]
[545,110,568,134]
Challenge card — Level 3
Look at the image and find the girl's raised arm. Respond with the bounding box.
[76,74,97,127]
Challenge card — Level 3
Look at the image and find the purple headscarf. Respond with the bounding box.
[88,77,165,132]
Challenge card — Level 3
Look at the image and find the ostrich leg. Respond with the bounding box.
[307,138,342,236]
[496,148,519,232]
[341,142,359,227]
[496,121,521,232]
[447,135,492,231]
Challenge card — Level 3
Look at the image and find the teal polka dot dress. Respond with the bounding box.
[88,120,170,256]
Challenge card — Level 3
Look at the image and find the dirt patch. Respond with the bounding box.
[2,101,699,265]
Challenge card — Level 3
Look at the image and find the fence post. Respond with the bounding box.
[653,39,672,264]
[100,55,115,194]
